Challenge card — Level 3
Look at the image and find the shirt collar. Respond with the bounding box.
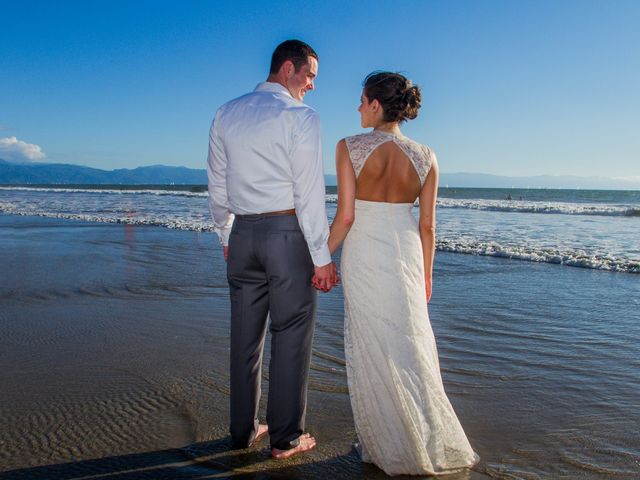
[254,81,294,99]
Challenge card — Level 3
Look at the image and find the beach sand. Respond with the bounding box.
[1,214,638,479]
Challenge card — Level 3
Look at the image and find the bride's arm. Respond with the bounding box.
[328,139,356,255]
[418,157,439,303]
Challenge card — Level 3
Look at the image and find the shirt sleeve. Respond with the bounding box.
[207,109,235,246]
[290,110,331,267]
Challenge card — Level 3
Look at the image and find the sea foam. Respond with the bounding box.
[325,193,640,217]
[3,187,638,217]
[2,202,637,274]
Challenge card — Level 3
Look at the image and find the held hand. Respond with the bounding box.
[223,246,229,262]
[330,262,340,287]
[312,262,339,292]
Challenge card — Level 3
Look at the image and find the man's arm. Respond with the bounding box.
[207,109,235,256]
[289,110,336,289]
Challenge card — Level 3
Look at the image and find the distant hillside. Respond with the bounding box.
[439,173,640,190]
[322,172,640,190]
[2,159,638,190]
[0,159,206,184]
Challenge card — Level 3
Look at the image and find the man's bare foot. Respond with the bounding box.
[271,433,316,459]
[255,423,269,442]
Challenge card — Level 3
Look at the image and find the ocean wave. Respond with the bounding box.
[0,186,208,198]
[324,195,640,217]
[2,203,637,274]
[437,198,640,217]
[437,238,639,274]
[0,203,215,232]
[4,187,639,217]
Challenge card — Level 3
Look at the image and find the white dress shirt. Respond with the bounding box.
[207,81,331,267]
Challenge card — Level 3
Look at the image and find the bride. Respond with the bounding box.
[328,72,479,476]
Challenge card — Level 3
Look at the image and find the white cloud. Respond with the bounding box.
[0,136,46,162]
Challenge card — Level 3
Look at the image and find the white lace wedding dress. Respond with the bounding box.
[341,130,478,476]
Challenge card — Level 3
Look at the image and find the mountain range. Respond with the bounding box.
[0,158,205,185]
[1,159,639,190]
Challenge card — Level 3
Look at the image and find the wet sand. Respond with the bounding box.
[1,214,638,479]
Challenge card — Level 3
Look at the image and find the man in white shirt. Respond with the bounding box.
[207,40,337,459]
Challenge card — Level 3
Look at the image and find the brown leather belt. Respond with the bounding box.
[236,208,296,218]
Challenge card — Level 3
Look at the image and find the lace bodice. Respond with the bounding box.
[344,130,434,186]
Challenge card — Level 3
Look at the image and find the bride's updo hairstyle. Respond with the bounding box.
[363,71,421,123]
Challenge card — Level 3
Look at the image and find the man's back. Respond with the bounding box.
[211,82,319,216]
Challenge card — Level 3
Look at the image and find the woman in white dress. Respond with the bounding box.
[328,72,479,476]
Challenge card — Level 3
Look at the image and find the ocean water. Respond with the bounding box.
[1,185,638,273]
[1,184,639,478]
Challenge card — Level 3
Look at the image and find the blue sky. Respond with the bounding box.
[1,0,639,179]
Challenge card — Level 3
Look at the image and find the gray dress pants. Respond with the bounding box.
[226,214,316,450]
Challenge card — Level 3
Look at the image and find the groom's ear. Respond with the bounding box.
[283,60,295,78]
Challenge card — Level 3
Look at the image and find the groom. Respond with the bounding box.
[207,39,337,458]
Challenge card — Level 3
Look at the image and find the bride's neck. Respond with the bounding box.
[373,121,402,136]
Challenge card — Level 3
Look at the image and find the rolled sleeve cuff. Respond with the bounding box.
[309,244,332,267]
[215,213,235,246]
[216,227,232,246]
